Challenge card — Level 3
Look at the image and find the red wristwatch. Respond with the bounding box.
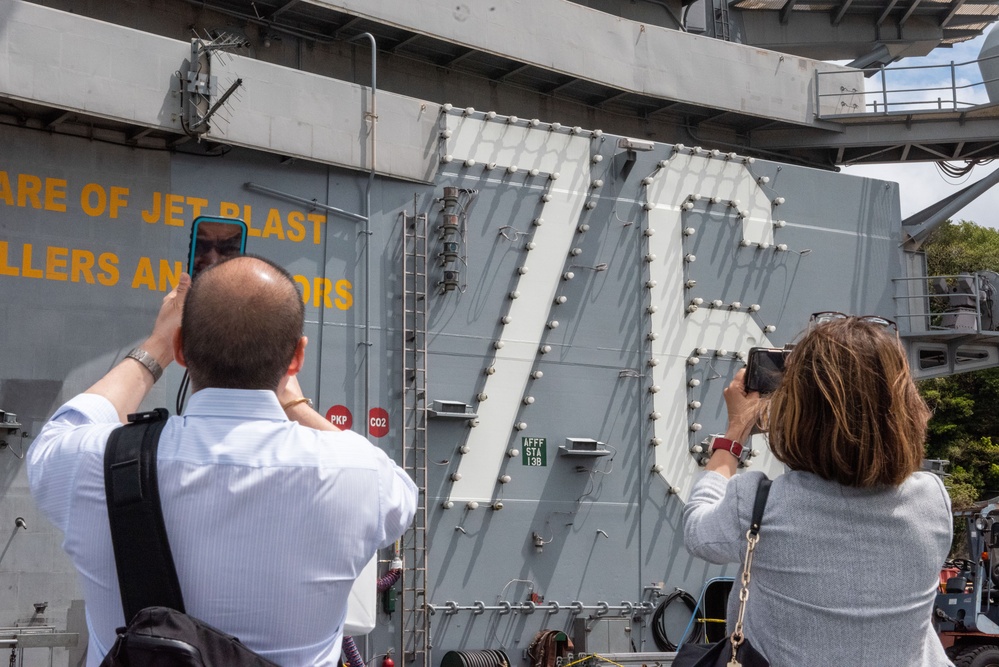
[709,436,750,463]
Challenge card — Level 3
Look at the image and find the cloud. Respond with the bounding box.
[839,32,999,229]
[843,161,999,228]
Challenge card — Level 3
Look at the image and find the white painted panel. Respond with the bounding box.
[443,114,592,503]
[643,150,786,502]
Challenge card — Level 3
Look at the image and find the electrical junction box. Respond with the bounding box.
[560,437,611,457]
[429,400,477,420]
[572,617,632,654]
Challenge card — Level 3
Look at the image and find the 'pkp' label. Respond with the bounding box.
[326,405,353,430]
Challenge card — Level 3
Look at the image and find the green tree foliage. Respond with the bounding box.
[920,220,999,511]
[924,220,999,277]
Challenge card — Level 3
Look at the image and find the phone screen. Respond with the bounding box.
[745,347,792,394]
[188,216,248,278]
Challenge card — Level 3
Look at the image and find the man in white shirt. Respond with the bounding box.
[28,256,418,667]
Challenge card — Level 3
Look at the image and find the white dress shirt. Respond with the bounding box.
[28,388,418,667]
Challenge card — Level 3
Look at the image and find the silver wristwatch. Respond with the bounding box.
[125,347,163,383]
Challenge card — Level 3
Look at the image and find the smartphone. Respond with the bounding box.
[188,216,248,278]
[744,347,793,394]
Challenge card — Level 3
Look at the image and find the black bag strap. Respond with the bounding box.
[104,407,186,622]
[748,477,772,536]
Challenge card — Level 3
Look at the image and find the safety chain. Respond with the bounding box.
[728,529,760,666]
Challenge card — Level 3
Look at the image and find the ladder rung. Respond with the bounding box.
[403,222,429,657]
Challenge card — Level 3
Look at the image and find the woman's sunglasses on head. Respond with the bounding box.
[809,311,897,332]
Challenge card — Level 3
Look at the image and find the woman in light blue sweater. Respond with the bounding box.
[683,315,953,667]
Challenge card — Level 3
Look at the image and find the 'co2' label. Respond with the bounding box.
[369,407,389,438]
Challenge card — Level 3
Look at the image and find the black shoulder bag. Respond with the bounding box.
[100,408,280,667]
[673,478,772,667]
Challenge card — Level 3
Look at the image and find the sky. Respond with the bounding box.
[839,27,999,229]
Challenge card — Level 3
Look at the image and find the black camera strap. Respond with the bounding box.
[103,408,186,622]
[750,477,772,535]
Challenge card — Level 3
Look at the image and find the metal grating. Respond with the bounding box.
[732,0,999,45]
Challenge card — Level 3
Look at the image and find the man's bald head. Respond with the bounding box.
[181,255,305,390]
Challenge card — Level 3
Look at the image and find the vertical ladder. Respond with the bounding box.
[401,211,430,667]
[713,0,731,41]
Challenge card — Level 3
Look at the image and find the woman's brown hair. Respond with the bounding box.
[765,317,929,488]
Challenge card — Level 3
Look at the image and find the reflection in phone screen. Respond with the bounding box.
[191,221,246,277]
[747,349,790,395]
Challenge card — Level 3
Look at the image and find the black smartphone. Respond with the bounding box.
[188,216,248,278]
[744,347,792,394]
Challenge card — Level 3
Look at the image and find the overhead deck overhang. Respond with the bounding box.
[2,0,999,170]
[731,0,999,63]
[753,103,999,164]
[157,0,861,127]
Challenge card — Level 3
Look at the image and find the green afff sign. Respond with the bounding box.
[522,437,547,466]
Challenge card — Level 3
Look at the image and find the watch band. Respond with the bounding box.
[710,436,748,463]
[125,348,164,383]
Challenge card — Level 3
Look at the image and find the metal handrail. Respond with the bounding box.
[429,600,655,615]
[892,274,987,333]
[816,53,999,118]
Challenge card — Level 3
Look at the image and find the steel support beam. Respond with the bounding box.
[549,78,582,95]
[391,33,423,52]
[598,91,632,107]
[269,1,301,19]
[831,0,855,26]
[334,16,365,37]
[447,49,477,67]
[876,0,901,27]
[912,143,952,160]
[899,0,924,27]
[780,0,798,24]
[498,63,533,82]
[649,102,684,116]
[961,141,999,160]
[127,127,154,142]
[697,109,735,125]
[46,111,74,129]
[941,0,968,28]
[902,167,999,248]
[753,117,999,153]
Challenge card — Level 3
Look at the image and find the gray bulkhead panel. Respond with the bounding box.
[0,124,432,653]
[0,1,991,664]
[416,115,905,653]
[0,113,910,662]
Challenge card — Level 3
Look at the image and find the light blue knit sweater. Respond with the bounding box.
[684,469,953,667]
